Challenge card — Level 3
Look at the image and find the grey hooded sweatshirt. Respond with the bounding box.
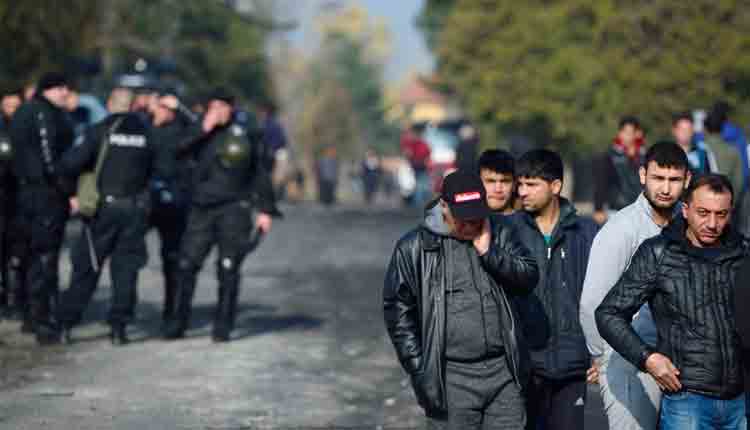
[424,201,506,363]
[579,193,662,358]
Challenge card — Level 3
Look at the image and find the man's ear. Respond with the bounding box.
[551,179,563,195]
[682,201,689,219]
[639,166,647,187]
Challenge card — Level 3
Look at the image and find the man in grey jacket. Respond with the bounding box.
[579,142,691,429]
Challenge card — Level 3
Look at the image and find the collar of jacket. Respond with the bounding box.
[662,215,746,261]
[517,197,579,234]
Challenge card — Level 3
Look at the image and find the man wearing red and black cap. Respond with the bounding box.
[8,72,75,344]
[384,170,538,429]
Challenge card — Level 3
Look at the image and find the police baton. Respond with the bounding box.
[84,223,100,273]
[244,227,265,255]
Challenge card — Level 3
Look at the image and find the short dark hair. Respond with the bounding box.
[478,149,514,176]
[684,174,734,204]
[516,149,563,183]
[704,112,724,134]
[672,111,693,126]
[619,115,641,130]
[643,142,689,172]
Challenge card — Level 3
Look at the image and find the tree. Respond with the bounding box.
[292,5,398,159]
[423,0,750,153]
[0,0,278,104]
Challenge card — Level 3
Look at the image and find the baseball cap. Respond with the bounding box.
[441,171,490,220]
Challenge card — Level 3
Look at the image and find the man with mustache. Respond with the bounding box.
[597,174,748,429]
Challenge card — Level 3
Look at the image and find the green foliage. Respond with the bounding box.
[0,0,274,103]
[415,0,457,51]
[295,9,398,159]
[424,0,750,154]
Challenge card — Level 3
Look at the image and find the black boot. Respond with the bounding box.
[110,324,129,346]
[161,262,176,323]
[163,270,196,340]
[213,270,239,343]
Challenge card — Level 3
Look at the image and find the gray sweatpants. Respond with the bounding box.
[599,346,662,430]
[427,356,525,430]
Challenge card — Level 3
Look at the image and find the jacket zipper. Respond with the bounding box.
[468,248,491,367]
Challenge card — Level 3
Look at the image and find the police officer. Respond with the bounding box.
[0,89,21,318]
[163,89,278,342]
[9,73,75,344]
[55,88,156,345]
[147,93,195,322]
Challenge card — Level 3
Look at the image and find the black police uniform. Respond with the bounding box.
[148,120,193,321]
[164,120,278,341]
[0,119,15,314]
[56,113,155,344]
[0,117,30,327]
[9,94,74,342]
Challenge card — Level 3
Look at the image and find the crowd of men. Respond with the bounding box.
[385,110,750,429]
[0,72,280,346]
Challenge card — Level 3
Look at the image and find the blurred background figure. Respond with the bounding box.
[400,125,431,207]
[593,116,646,225]
[455,122,479,173]
[317,145,339,206]
[361,148,381,204]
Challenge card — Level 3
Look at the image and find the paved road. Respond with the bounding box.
[0,203,608,429]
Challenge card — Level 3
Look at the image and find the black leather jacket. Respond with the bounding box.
[596,217,750,399]
[383,211,539,416]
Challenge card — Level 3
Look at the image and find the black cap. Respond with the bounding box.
[208,87,235,106]
[37,72,68,92]
[441,171,490,220]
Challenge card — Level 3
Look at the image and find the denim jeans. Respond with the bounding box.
[660,391,747,430]
[599,346,662,429]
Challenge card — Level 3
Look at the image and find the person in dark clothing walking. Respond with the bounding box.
[163,89,279,343]
[0,90,19,318]
[361,148,381,204]
[508,149,598,430]
[147,93,195,323]
[597,174,748,429]
[593,116,647,225]
[8,72,75,344]
[56,89,156,345]
[384,170,539,429]
[317,145,339,206]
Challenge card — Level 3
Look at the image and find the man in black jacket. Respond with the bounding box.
[55,88,156,345]
[147,92,196,323]
[509,149,598,430]
[9,73,75,344]
[593,116,647,224]
[163,89,279,342]
[0,89,21,319]
[383,170,538,429]
[597,174,748,429]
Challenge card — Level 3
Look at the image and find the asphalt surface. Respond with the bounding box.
[0,203,608,429]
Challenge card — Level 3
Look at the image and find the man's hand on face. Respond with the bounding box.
[202,108,220,133]
[473,218,491,256]
[645,352,682,392]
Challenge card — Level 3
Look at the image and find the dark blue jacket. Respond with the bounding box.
[509,199,598,379]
